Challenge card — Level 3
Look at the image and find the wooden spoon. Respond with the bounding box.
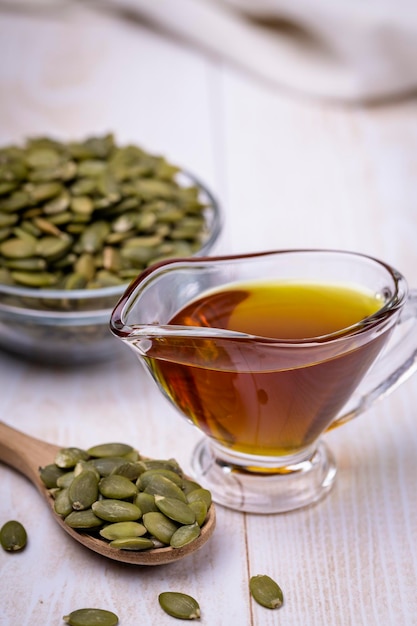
[0,420,216,565]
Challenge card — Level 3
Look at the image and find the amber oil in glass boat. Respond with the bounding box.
[142,281,388,457]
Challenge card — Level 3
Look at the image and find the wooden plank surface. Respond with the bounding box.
[1,4,417,625]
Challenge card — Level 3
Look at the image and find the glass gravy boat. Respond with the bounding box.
[110,249,417,513]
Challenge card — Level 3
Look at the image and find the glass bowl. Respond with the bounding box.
[0,171,222,365]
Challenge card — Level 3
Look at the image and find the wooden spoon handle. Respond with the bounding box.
[0,421,59,490]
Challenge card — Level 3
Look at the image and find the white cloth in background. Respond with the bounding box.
[108,0,417,103]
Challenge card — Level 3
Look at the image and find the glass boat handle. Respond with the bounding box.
[327,289,417,431]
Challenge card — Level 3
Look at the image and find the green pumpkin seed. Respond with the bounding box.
[4,256,47,271]
[144,474,187,502]
[39,442,214,556]
[63,608,119,626]
[73,460,100,480]
[54,488,73,517]
[0,237,36,258]
[39,463,67,488]
[64,509,103,529]
[79,221,110,253]
[74,252,95,280]
[158,592,200,620]
[61,272,87,290]
[92,499,141,522]
[88,456,128,477]
[139,458,183,475]
[87,443,134,458]
[0,190,31,211]
[33,215,63,236]
[0,520,27,552]
[188,500,208,526]
[55,447,90,469]
[134,492,158,514]
[12,225,36,243]
[99,521,147,541]
[10,270,58,287]
[69,471,99,510]
[110,461,143,481]
[27,181,63,203]
[170,522,201,549]
[249,574,284,609]
[36,235,72,260]
[186,488,212,510]
[109,537,154,551]
[71,195,94,215]
[137,468,183,490]
[155,496,196,525]
[98,475,138,500]
[181,479,202,495]
[26,147,61,169]
[43,191,70,214]
[57,471,76,489]
[0,134,214,292]
[142,511,178,544]
[0,212,17,227]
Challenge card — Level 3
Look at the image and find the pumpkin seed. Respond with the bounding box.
[73,461,100,480]
[92,499,141,522]
[27,181,63,203]
[158,592,201,620]
[155,496,196,525]
[170,522,201,548]
[137,468,183,490]
[36,235,72,260]
[4,257,47,271]
[109,537,154,551]
[0,520,27,552]
[0,134,215,292]
[98,475,138,500]
[110,461,143,481]
[57,471,76,489]
[68,471,99,510]
[55,447,90,469]
[63,608,119,626]
[64,509,103,529]
[39,442,213,555]
[54,488,73,517]
[99,521,147,541]
[0,237,36,258]
[39,463,67,488]
[142,511,178,544]
[71,196,94,215]
[144,474,187,502]
[249,574,284,609]
[10,270,58,287]
[140,458,183,475]
[87,443,134,458]
[186,488,212,510]
[181,479,202,495]
[134,492,158,514]
[188,500,207,527]
[87,456,128,477]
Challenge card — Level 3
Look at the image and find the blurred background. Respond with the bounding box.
[1,0,416,275]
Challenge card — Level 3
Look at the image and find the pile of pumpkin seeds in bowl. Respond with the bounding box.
[0,133,221,363]
[39,441,214,557]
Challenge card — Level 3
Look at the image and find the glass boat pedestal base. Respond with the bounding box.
[191,439,337,514]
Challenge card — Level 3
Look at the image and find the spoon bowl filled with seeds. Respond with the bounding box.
[0,134,221,365]
[0,420,216,565]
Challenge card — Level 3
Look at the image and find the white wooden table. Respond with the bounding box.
[1,4,417,625]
